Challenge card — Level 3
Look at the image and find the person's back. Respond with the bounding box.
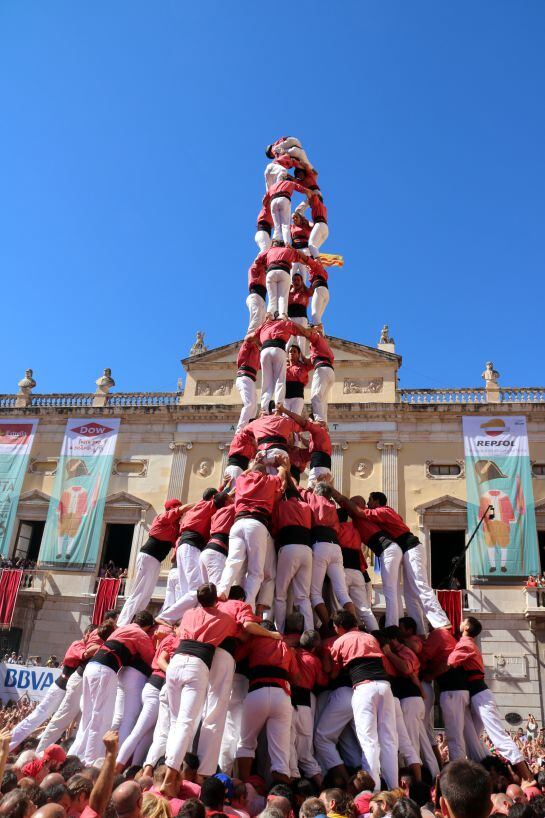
[439,759,492,818]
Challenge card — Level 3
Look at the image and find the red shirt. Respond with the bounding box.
[228,428,257,460]
[237,340,261,378]
[149,506,185,544]
[309,333,334,367]
[330,630,386,675]
[178,605,240,646]
[338,519,367,572]
[209,504,235,538]
[299,489,340,533]
[305,419,332,456]
[286,360,312,386]
[292,648,328,690]
[291,221,311,246]
[238,635,297,696]
[363,506,410,539]
[234,471,283,517]
[274,153,299,170]
[307,257,328,285]
[353,515,383,545]
[103,624,155,667]
[420,628,458,679]
[447,635,485,680]
[395,644,420,675]
[257,319,300,346]
[151,632,178,678]
[310,194,328,223]
[266,179,308,200]
[63,639,87,668]
[274,495,312,533]
[180,498,217,540]
[288,445,310,474]
[218,598,258,626]
[254,245,304,273]
[248,415,301,449]
[288,286,310,309]
[248,257,266,292]
[256,200,272,229]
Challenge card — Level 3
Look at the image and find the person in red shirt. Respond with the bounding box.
[236,620,298,784]
[235,337,261,432]
[218,462,287,609]
[225,427,257,484]
[330,611,398,792]
[250,316,307,415]
[263,177,312,246]
[287,273,313,357]
[336,509,378,632]
[365,492,451,633]
[448,616,533,781]
[117,499,192,627]
[196,586,282,779]
[200,500,236,586]
[276,404,332,486]
[272,476,314,633]
[74,611,156,766]
[160,584,240,797]
[255,197,272,254]
[264,155,300,191]
[266,136,312,168]
[142,630,180,776]
[247,409,303,472]
[283,345,312,415]
[307,256,330,329]
[308,192,329,258]
[289,630,328,786]
[250,243,310,320]
[308,329,335,423]
[247,248,267,334]
[299,483,356,628]
[158,488,230,626]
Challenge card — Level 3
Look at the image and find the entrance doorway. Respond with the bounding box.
[13,521,45,563]
[100,524,134,574]
[430,529,467,589]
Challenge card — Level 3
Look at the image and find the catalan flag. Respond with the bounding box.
[319,253,344,268]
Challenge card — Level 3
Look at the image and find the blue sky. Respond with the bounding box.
[1,1,544,394]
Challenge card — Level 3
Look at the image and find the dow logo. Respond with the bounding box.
[72,423,113,438]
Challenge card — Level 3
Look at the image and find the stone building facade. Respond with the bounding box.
[2,331,545,726]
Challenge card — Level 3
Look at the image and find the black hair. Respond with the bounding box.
[203,487,219,501]
[399,616,418,635]
[66,775,93,799]
[408,781,432,809]
[292,780,318,800]
[290,466,301,484]
[176,799,206,818]
[391,798,421,818]
[507,806,536,818]
[259,619,277,632]
[124,765,142,780]
[384,625,404,642]
[300,630,321,650]
[197,583,217,608]
[268,783,295,808]
[464,616,483,637]
[103,609,119,621]
[265,145,274,159]
[200,777,226,810]
[332,610,357,631]
[132,610,154,629]
[228,586,246,601]
[285,612,304,635]
[60,756,84,780]
[0,791,33,818]
[1,770,17,794]
[183,752,200,770]
[440,759,491,818]
[336,508,349,524]
[42,783,71,805]
[213,490,229,509]
[23,786,47,808]
[369,491,387,506]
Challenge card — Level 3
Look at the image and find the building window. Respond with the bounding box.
[426,462,463,478]
[99,523,135,578]
[430,529,467,590]
[12,520,45,563]
[532,463,545,478]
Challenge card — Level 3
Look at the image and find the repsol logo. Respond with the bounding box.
[476,440,514,447]
[4,668,55,691]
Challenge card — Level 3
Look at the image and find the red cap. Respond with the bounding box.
[43,744,67,764]
[164,499,181,510]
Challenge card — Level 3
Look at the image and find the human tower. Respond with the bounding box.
[8,137,534,793]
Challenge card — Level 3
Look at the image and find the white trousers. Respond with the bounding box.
[117,682,160,766]
[158,567,180,616]
[284,396,305,415]
[274,140,310,167]
[309,222,329,257]
[470,689,523,764]
[266,269,291,316]
[270,196,291,245]
[76,663,118,764]
[160,543,202,624]
[394,696,421,766]
[236,375,258,432]
[9,682,66,751]
[274,543,314,632]
[400,696,439,776]
[112,667,148,746]
[440,689,479,762]
[353,681,398,791]
[255,229,271,254]
[224,464,243,484]
[200,548,226,585]
[311,286,330,326]
[344,569,379,631]
[219,517,269,609]
[287,315,309,356]
[144,683,171,768]
[246,292,266,334]
[165,653,209,770]
[237,686,292,777]
[36,671,83,752]
[117,551,162,627]
[219,673,249,775]
[310,365,335,422]
[402,544,450,632]
[197,647,235,775]
[290,701,321,778]
[308,466,332,488]
[256,532,276,609]
[310,541,351,608]
[314,687,357,771]
[422,680,437,747]
[380,544,404,626]
[260,347,287,410]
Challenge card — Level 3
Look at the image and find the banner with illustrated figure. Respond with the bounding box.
[38,419,120,570]
[0,420,39,557]
[463,416,539,584]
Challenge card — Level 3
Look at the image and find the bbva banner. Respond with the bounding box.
[38,419,120,571]
[0,663,61,703]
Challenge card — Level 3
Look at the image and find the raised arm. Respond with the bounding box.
[276,404,306,428]
[89,730,119,815]
[329,486,365,518]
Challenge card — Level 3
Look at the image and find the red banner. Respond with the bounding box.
[437,590,463,638]
[0,570,23,628]
[92,578,121,625]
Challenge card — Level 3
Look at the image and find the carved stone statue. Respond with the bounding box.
[17,369,36,397]
[482,361,500,385]
[197,459,212,477]
[379,324,394,345]
[190,331,208,357]
[95,368,115,395]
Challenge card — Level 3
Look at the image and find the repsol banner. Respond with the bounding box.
[38,418,120,570]
[0,663,61,703]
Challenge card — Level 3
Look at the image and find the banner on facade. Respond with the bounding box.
[0,663,61,703]
[0,420,38,558]
[463,416,539,584]
[38,419,120,571]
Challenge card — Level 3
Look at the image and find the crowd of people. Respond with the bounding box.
[0,137,542,818]
[1,656,59,669]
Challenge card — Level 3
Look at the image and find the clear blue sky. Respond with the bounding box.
[1,1,544,393]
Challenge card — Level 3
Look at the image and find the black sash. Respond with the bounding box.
[276,525,312,548]
[180,530,207,552]
[271,192,291,202]
[396,532,420,553]
[54,664,76,690]
[258,434,288,451]
[467,675,488,697]
[219,637,237,658]
[288,303,307,318]
[313,277,329,289]
[248,664,290,691]
[437,668,468,692]
[266,261,291,274]
[129,656,152,677]
[292,240,308,250]
[347,657,388,685]
[148,673,165,691]
[175,639,215,670]
[141,535,172,562]
[291,686,311,707]
[367,531,394,557]
[262,339,286,351]
[341,548,361,570]
[249,284,266,299]
[311,525,338,545]
[391,676,421,699]
[310,451,332,469]
[227,453,249,470]
[257,221,272,234]
[285,381,305,399]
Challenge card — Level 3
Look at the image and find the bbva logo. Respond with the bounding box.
[4,668,56,691]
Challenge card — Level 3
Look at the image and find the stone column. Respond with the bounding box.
[167,442,192,500]
[377,440,402,510]
[218,442,230,476]
[331,442,348,493]
[127,508,150,581]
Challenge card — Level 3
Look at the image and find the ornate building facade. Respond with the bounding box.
[2,330,545,725]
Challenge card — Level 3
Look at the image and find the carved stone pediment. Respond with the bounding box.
[415,495,467,515]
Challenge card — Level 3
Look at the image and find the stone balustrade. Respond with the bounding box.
[398,388,487,404]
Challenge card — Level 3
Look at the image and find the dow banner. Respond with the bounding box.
[463,415,538,584]
[0,420,38,557]
[38,419,120,570]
